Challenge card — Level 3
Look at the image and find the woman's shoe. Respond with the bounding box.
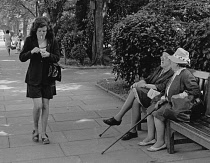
[147,144,166,152]
[138,139,156,146]
[32,130,39,142]
[121,131,138,140]
[103,117,122,126]
[41,134,50,145]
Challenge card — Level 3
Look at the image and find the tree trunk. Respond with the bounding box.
[23,18,28,39]
[92,0,104,65]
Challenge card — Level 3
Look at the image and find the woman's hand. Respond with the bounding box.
[155,98,167,110]
[31,47,40,54]
[144,84,157,90]
[40,50,50,58]
[132,80,146,88]
[172,92,188,99]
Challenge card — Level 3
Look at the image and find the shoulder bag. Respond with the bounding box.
[48,63,62,82]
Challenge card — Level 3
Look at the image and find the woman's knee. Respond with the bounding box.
[42,98,50,110]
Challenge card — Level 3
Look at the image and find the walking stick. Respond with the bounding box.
[101,104,162,155]
[99,126,111,137]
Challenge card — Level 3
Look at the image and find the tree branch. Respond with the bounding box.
[17,0,36,17]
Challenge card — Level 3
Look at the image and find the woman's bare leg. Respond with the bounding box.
[32,98,42,135]
[142,114,156,142]
[114,90,135,121]
[41,98,50,137]
[152,117,165,147]
[130,99,141,133]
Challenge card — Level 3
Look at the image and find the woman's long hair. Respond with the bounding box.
[29,17,54,42]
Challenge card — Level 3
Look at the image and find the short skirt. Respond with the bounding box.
[132,87,152,108]
[27,84,56,99]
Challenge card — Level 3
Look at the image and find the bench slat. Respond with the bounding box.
[188,122,210,137]
[170,120,210,149]
[166,70,210,153]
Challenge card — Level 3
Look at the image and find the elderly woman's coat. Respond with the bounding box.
[148,69,201,122]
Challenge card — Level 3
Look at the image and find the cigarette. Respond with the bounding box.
[41,36,43,39]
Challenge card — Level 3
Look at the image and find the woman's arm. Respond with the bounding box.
[183,70,201,97]
[48,39,60,63]
[19,37,33,62]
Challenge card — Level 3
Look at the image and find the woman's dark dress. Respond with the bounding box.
[133,66,174,108]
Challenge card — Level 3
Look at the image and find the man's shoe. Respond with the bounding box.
[103,117,121,126]
[121,131,138,141]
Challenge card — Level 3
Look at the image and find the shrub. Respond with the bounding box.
[111,10,182,85]
[71,43,87,65]
[182,18,210,72]
[61,30,87,64]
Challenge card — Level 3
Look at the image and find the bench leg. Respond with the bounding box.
[166,120,175,154]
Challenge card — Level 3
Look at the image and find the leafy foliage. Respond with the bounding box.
[144,0,210,22]
[111,11,183,85]
[111,0,210,85]
[71,43,87,65]
[182,18,210,71]
[61,30,87,64]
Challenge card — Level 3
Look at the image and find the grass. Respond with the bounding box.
[97,78,130,98]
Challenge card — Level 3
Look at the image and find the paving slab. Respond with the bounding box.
[9,131,68,147]
[81,98,122,105]
[2,98,31,105]
[50,100,85,108]
[0,96,4,101]
[52,110,100,122]
[60,138,125,156]
[49,120,100,132]
[0,117,6,124]
[49,106,84,114]
[63,126,120,142]
[2,109,33,118]
[71,94,115,100]
[6,114,54,125]
[0,144,65,163]
[5,103,33,111]
[0,105,5,111]
[80,103,122,111]
[13,156,82,163]
[79,149,153,163]
[0,123,51,135]
[0,136,9,149]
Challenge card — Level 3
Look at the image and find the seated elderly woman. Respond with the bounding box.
[139,48,201,152]
[103,49,174,140]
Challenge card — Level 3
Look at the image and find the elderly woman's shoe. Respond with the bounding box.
[138,139,156,146]
[32,130,39,142]
[147,144,166,152]
[103,117,121,126]
[41,134,50,145]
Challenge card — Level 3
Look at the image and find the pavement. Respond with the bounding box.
[0,40,210,163]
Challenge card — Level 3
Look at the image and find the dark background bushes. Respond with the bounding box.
[111,0,210,85]
[111,11,182,85]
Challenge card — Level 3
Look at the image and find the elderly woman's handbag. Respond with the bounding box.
[48,63,62,81]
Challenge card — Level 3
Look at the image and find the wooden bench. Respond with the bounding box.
[166,69,210,154]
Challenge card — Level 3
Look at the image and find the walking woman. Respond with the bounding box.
[19,17,60,144]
